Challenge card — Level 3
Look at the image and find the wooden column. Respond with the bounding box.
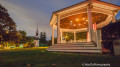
[61,30,63,43]
[57,15,61,44]
[87,4,93,42]
[52,25,54,45]
[112,11,116,23]
[99,30,102,53]
[74,31,76,42]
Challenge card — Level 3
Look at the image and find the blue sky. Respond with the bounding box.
[0,0,120,40]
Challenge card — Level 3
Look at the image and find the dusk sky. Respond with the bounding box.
[0,0,120,40]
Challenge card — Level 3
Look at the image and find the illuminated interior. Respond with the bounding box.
[56,12,108,29]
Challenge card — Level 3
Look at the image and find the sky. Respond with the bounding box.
[0,0,120,40]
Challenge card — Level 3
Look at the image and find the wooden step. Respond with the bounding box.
[56,42,93,45]
[51,45,95,47]
[47,49,101,53]
[47,42,101,53]
[48,47,99,50]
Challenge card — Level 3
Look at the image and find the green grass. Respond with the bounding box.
[0,48,120,67]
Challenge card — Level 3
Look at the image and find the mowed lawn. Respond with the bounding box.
[0,48,120,67]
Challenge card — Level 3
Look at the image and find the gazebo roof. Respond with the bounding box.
[53,0,120,14]
[49,0,120,31]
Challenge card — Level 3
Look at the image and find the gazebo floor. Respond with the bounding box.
[47,43,102,53]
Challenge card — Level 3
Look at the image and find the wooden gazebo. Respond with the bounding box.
[48,0,120,53]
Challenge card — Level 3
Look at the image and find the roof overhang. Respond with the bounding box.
[49,0,120,31]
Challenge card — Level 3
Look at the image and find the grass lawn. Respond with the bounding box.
[0,48,120,67]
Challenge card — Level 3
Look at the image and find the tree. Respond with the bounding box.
[18,30,27,44]
[76,32,87,40]
[26,37,34,43]
[102,21,120,53]
[39,32,47,45]
[39,32,43,44]
[63,32,74,41]
[43,32,47,44]
[62,32,87,41]
[18,30,34,44]
[0,4,19,44]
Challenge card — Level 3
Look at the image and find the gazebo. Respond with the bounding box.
[48,0,120,53]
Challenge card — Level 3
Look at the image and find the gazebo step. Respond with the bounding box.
[47,49,101,53]
[47,42,101,53]
[56,42,93,45]
[48,47,99,50]
[52,45,95,47]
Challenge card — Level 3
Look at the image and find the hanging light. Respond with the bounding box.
[83,18,85,20]
[79,24,81,26]
[76,18,78,21]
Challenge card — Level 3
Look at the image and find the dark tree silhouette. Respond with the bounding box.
[0,4,19,43]
[102,21,120,53]
[18,30,34,44]
[39,32,47,45]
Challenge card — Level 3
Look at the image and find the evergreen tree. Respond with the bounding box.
[39,32,47,45]
[43,32,46,44]
[39,32,43,44]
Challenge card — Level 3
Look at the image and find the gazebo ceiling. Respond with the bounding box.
[55,12,108,29]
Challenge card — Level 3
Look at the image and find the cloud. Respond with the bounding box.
[0,0,54,40]
[0,0,120,40]
[0,0,72,40]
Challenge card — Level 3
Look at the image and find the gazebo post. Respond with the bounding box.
[99,30,102,53]
[87,4,93,42]
[57,15,61,44]
[74,31,76,43]
[52,25,54,45]
[61,30,63,43]
[112,11,116,23]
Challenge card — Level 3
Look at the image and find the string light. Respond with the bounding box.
[76,18,78,21]
[83,18,85,20]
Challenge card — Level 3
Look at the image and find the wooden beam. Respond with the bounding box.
[94,0,120,10]
[60,8,87,19]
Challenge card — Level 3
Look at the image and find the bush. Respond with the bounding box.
[0,45,4,49]
[23,42,34,48]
